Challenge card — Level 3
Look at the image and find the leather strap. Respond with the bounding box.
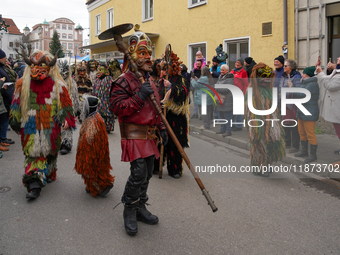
[120,122,158,141]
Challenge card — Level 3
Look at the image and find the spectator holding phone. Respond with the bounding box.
[316,56,340,155]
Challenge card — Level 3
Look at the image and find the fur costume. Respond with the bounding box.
[74,95,114,197]
[57,60,81,151]
[245,63,285,169]
[10,51,76,190]
[92,64,115,132]
[160,52,190,177]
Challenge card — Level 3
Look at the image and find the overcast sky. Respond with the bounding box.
[1,0,89,40]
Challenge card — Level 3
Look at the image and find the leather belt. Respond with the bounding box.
[119,122,158,141]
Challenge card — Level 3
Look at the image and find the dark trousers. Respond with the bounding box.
[202,105,213,128]
[122,155,155,204]
[284,125,300,149]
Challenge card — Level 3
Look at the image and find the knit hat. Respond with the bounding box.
[236,58,243,65]
[0,49,6,59]
[303,66,316,77]
[274,55,285,65]
[196,51,204,61]
[212,55,219,63]
[244,57,253,64]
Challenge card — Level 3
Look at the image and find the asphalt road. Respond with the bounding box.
[1,126,340,255]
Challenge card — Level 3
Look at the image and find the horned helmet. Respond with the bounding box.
[23,51,58,81]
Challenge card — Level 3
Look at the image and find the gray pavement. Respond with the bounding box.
[1,125,340,254]
[189,113,340,180]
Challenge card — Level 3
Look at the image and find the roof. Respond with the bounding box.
[2,18,22,35]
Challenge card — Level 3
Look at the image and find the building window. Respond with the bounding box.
[45,26,48,31]
[15,42,19,47]
[68,25,72,30]
[62,33,67,38]
[69,43,73,49]
[142,0,153,21]
[188,0,207,9]
[107,8,113,29]
[224,37,250,70]
[80,35,82,39]
[188,42,207,71]
[58,33,60,38]
[329,16,340,63]
[95,14,101,36]
[9,54,13,58]
[62,25,67,29]
[56,24,60,29]
[68,34,73,39]
[62,43,67,49]
[9,42,13,47]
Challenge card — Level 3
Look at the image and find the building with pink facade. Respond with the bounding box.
[24,17,84,57]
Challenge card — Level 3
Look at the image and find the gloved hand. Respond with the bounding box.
[160,129,168,146]
[137,82,154,101]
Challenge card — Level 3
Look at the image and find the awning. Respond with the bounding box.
[80,32,159,50]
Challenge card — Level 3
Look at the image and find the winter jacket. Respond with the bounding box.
[274,67,284,88]
[0,64,15,112]
[230,68,248,94]
[210,65,221,78]
[245,61,256,81]
[215,73,234,112]
[279,70,302,100]
[191,76,214,106]
[0,89,6,115]
[293,77,319,121]
[317,69,340,124]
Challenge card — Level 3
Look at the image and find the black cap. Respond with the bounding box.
[274,55,285,65]
[244,57,253,64]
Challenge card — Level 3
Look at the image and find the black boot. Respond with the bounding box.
[123,202,139,236]
[137,201,159,225]
[26,182,41,199]
[294,140,308,157]
[304,144,317,163]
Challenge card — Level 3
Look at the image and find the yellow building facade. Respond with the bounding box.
[85,0,295,70]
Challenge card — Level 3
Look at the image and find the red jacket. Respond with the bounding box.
[230,68,248,94]
[110,70,165,162]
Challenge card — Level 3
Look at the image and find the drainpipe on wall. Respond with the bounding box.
[295,0,299,64]
[283,0,288,59]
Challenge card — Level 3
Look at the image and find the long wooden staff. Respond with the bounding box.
[158,44,172,179]
[99,24,217,212]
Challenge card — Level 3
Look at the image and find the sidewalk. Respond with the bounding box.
[189,114,340,180]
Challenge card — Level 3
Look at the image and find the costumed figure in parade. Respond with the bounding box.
[74,94,114,197]
[87,59,98,84]
[159,52,190,179]
[110,26,168,235]
[92,63,115,132]
[75,62,92,122]
[57,59,81,154]
[10,51,76,199]
[245,63,285,177]
[108,58,122,80]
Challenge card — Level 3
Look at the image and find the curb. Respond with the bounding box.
[190,124,340,180]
